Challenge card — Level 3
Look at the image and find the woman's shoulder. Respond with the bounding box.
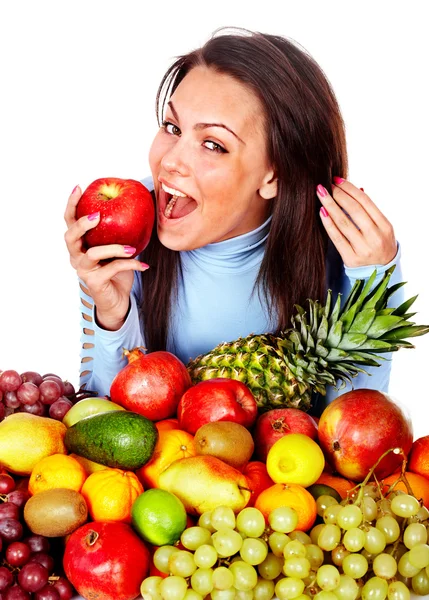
[140,175,154,192]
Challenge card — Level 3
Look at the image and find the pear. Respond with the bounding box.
[158,455,251,515]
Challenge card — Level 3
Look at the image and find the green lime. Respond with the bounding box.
[306,483,342,503]
[131,488,187,545]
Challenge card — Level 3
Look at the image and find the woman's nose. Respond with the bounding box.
[160,138,190,175]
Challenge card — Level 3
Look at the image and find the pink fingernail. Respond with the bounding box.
[72,184,79,194]
[317,184,328,197]
[124,246,136,254]
[320,207,329,218]
[333,176,345,185]
[87,212,100,221]
[360,187,365,192]
[140,262,150,270]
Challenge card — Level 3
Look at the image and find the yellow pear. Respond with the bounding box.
[158,455,251,515]
[62,397,125,428]
[0,413,67,475]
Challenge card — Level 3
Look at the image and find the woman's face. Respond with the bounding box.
[149,66,277,251]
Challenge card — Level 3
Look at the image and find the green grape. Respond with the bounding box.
[332,574,359,600]
[313,591,338,600]
[181,526,212,551]
[413,505,429,523]
[397,551,421,578]
[235,591,254,600]
[361,576,388,600]
[198,511,216,532]
[283,557,311,579]
[253,577,276,600]
[331,544,350,568]
[169,550,197,578]
[342,553,368,579]
[361,496,378,522]
[317,524,341,552]
[258,552,284,580]
[364,526,386,554]
[343,527,366,552]
[183,591,203,600]
[269,531,290,557]
[310,524,326,545]
[193,544,218,569]
[403,522,427,549]
[390,494,420,519]
[363,484,380,499]
[283,540,307,559]
[336,505,363,530]
[159,575,188,600]
[141,576,163,600]
[211,506,236,530]
[411,567,429,595]
[408,543,429,568]
[229,560,258,591]
[289,531,312,545]
[240,538,269,565]
[269,506,299,533]
[305,544,324,569]
[211,589,236,600]
[190,568,214,596]
[376,515,401,544]
[323,505,342,525]
[275,576,305,599]
[236,507,266,538]
[154,546,180,574]
[372,553,398,579]
[212,527,243,557]
[377,498,394,518]
[316,495,339,517]
[316,564,341,592]
[212,566,234,590]
[387,580,411,600]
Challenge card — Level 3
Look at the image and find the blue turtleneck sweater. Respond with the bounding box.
[79,177,403,410]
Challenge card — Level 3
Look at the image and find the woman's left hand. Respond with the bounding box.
[316,177,397,268]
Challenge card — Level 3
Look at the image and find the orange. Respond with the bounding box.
[156,418,180,432]
[254,482,317,531]
[137,429,196,489]
[408,436,429,480]
[382,471,429,509]
[314,472,356,500]
[29,453,87,495]
[242,461,274,507]
[81,468,144,522]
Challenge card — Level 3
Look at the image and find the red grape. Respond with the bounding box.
[4,392,20,409]
[3,586,31,599]
[6,542,31,567]
[0,371,22,392]
[0,518,23,542]
[0,566,14,591]
[43,377,65,396]
[0,401,5,421]
[51,577,74,600]
[20,371,43,386]
[20,401,46,416]
[48,398,73,421]
[0,473,16,494]
[62,381,75,397]
[29,552,54,573]
[7,490,30,509]
[17,563,49,593]
[17,383,40,406]
[25,535,50,554]
[39,381,61,405]
[35,585,61,600]
[0,502,20,520]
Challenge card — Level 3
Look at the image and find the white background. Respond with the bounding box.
[1,1,428,440]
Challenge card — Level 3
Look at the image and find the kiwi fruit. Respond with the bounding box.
[24,488,88,537]
[194,421,254,470]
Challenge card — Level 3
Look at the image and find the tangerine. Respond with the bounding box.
[382,471,429,509]
[254,482,317,531]
[408,436,429,480]
[29,454,87,495]
[156,418,180,433]
[314,472,356,500]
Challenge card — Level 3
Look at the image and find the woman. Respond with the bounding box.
[64,28,401,411]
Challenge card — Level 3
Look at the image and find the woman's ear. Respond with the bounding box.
[259,170,278,200]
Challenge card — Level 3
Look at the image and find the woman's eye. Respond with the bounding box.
[203,140,226,153]
[162,121,180,135]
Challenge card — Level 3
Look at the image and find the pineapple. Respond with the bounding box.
[187,266,429,412]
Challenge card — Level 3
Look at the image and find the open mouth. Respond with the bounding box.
[159,184,198,220]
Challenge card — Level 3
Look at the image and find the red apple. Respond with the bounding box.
[253,408,319,462]
[76,177,155,257]
[318,389,413,482]
[177,378,258,435]
[110,348,192,421]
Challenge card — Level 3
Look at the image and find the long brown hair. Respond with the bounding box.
[141,27,347,352]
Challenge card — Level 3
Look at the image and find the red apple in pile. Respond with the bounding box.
[178,378,258,435]
[253,408,319,461]
[318,389,413,482]
[110,348,192,421]
[76,177,155,257]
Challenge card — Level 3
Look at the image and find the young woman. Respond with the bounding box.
[64,28,401,411]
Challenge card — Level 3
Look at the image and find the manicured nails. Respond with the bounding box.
[140,262,150,270]
[87,212,100,221]
[124,246,136,254]
[333,176,345,185]
[316,184,328,198]
[71,184,80,194]
[320,207,329,218]
[360,187,365,192]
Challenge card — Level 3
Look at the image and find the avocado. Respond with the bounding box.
[64,410,158,470]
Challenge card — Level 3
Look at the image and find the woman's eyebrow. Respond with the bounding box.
[167,101,245,145]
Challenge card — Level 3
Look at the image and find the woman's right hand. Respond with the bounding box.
[64,185,149,331]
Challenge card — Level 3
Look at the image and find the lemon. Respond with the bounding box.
[266,433,325,487]
[131,488,187,545]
